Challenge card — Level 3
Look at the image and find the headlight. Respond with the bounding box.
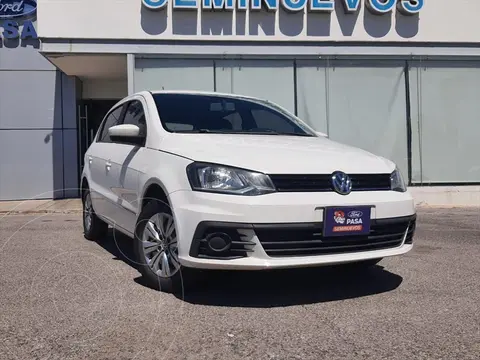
[390,167,407,192]
[186,163,276,196]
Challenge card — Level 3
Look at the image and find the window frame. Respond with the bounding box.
[95,98,149,147]
[96,103,127,144]
[119,99,148,147]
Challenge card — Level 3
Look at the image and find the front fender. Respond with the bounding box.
[136,151,193,216]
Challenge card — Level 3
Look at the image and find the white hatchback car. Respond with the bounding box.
[81,90,416,292]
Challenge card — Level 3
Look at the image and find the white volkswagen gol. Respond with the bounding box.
[81,90,416,292]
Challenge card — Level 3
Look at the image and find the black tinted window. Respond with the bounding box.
[123,100,147,138]
[98,106,124,143]
[152,94,314,136]
[251,109,295,133]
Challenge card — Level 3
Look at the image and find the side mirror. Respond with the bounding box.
[315,131,328,138]
[108,124,144,145]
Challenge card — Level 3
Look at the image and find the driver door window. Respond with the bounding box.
[98,106,125,143]
[122,100,147,142]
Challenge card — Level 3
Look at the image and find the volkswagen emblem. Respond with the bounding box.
[331,171,352,195]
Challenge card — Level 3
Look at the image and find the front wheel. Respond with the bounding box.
[133,200,194,293]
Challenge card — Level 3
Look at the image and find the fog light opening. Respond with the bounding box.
[206,232,232,253]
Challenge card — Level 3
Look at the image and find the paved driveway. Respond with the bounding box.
[0,208,479,359]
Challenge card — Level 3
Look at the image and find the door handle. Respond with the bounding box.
[105,161,111,171]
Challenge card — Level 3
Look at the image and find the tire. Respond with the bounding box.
[133,199,194,293]
[82,188,108,241]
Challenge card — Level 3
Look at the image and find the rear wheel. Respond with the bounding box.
[134,199,194,293]
[82,189,108,241]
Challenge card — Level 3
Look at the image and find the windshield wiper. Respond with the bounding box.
[245,129,314,137]
[174,129,278,135]
[173,129,314,136]
[174,129,214,133]
[278,132,314,137]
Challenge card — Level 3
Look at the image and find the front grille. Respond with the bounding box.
[269,174,391,192]
[255,216,416,257]
[405,219,416,244]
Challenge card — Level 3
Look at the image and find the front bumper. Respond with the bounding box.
[169,190,416,270]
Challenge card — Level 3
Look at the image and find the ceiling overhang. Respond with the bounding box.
[45,54,127,80]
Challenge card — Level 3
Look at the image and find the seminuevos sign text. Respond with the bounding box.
[0,0,38,40]
[142,0,423,15]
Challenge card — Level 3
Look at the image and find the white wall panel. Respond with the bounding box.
[296,61,328,133]
[326,61,408,178]
[216,60,295,113]
[38,0,480,43]
[409,61,480,183]
[134,59,214,92]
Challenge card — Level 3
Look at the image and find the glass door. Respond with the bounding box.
[77,99,120,186]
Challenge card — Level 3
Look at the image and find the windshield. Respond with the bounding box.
[152,93,316,136]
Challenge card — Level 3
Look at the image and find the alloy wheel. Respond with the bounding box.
[141,213,180,278]
[83,193,93,232]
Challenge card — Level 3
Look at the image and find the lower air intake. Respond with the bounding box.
[255,216,416,257]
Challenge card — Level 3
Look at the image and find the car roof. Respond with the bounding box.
[147,90,266,102]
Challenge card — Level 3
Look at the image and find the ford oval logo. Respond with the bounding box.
[348,211,363,218]
[0,0,37,19]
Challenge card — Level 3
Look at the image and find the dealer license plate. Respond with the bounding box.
[323,206,372,237]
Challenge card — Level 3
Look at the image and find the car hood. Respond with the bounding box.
[159,134,396,174]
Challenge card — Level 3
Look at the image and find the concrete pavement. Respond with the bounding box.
[1,196,479,215]
[0,198,82,214]
[0,208,479,359]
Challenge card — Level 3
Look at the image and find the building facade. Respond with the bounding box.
[1,0,480,200]
[0,4,82,200]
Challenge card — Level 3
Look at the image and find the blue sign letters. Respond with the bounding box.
[342,0,361,13]
[2,19,17,38]
[282,0,307,12]
[366,0,396,14]
[252,0,278,11]
[1,19,37,39]
[173,0,198,9]
[20,18,35,38]
[398,0,423,15]
[310,0,334,12]
[203,0,235,10]
[142,0,168,10]
[142,0,424,14]
[0,1,38,41]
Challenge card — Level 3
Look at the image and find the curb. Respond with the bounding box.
[0,210,82,215]
[1,205,479,215]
